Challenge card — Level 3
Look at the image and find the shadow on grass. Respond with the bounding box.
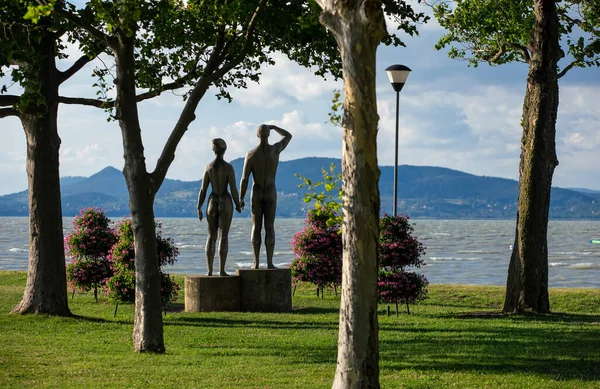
[449,311,600,324]
[292,306,340,314]
[71,314,132,325]
[380,319,600,381]
[165,302,184,313]
[166,316,338,331]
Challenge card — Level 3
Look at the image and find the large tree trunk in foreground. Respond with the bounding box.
[503,0,560,314]
[12,34,70,316]
[114,36,164,353]
[317,1,386,387]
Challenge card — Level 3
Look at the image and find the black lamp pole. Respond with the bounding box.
[393,88,400,216]
[385,64,411,216]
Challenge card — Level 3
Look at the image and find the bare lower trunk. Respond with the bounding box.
[318,1,386,387]
[503,0,560,314]
[114,35,164,352]
[130,188,163,353]
[12,34,70,316]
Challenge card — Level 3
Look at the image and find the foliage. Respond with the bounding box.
[65,208,117,260]
[104,218,180,307]
[292,168,429,309]
[65,208,117,294]
[295,163,343,228]
[378,270,429,305]
[292,165,343,291]
[291,212,342,291]
[66,257,112,294]
[379,213,426,270]
[433,0,600,73]
[327,89,343,127]
[64,208,180,306]
[378,214,428,309]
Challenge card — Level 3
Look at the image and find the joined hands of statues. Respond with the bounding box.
[240,200,245,211]
[236,204,242,214]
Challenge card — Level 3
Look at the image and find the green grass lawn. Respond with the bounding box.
[1,270,599,388]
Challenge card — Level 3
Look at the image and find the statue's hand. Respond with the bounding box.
[236,205,242,213]
[240,200,245,211]
[198,209,203,221]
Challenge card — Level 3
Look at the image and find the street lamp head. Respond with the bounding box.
[385,64,411,93]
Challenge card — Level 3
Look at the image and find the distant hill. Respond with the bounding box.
[569,187,600,195]
[1,157,599,219]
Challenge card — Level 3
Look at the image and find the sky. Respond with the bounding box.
[1,4,599,196]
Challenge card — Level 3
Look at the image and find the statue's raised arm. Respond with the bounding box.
[270,125,292,154]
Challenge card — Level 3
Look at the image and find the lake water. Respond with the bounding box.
[1,217,599,288]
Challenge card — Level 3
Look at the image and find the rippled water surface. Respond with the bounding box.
[1,217,598,288]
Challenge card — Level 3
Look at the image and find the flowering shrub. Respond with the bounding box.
[291,211,342,292]
[379,214,426,270]
[291,168,429,312]
[65,208,117,301]
[378,270,429,311]
[378,214,428,314]
[104,219,180,308]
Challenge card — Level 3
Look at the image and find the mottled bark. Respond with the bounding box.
[503,0,560,314]
[317,1,386,387]
[113,37,164,352]
[12,34,70,316]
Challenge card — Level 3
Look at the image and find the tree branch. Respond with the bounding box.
[486,45,505,64]
[208,0,267,82]
[53,6,115,48]
[135,79,188,102]
[59,74,194,108]
[58,96,112,108]
[9,59,26,67]
[509,43,531,63]
[150,0,267,191]
[557,60,577,79]
[0,107,19,118]
[0,95,20,107]
[563,14,584,29]
[58,54,94,84]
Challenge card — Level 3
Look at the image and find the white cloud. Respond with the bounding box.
[230,53,340,108]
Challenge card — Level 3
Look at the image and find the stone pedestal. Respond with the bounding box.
[184,275,240,312]
[236,268,292,312]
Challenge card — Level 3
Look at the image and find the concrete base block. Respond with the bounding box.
[236,268,292,312]
[184,275,240,312]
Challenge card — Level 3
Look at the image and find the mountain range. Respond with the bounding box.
[1,157,599,219]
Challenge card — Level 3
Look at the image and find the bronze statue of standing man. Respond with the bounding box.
[240,124,292,269]
[198,138,242,276]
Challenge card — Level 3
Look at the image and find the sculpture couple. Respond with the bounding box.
[197,124,292,276]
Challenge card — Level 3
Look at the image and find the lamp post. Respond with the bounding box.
[385,64,411,216]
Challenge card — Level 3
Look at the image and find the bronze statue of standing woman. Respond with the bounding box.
[197,138,242,276]
[240,124,292,269]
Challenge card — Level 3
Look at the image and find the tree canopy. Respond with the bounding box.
[433,0,600,76]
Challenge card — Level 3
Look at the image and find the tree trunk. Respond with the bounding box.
[114,36,164,353]
[503,0,560,314]
[12,34,70,316]
[317,1,386,387]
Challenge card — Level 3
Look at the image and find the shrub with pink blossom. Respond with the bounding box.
[291,211,342,294]
[379,214,426,270]
[378,214,428,314]
[291,167,429,312]
[378,270,429,315]
[65,208,117,301]
[104,219,180,308]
